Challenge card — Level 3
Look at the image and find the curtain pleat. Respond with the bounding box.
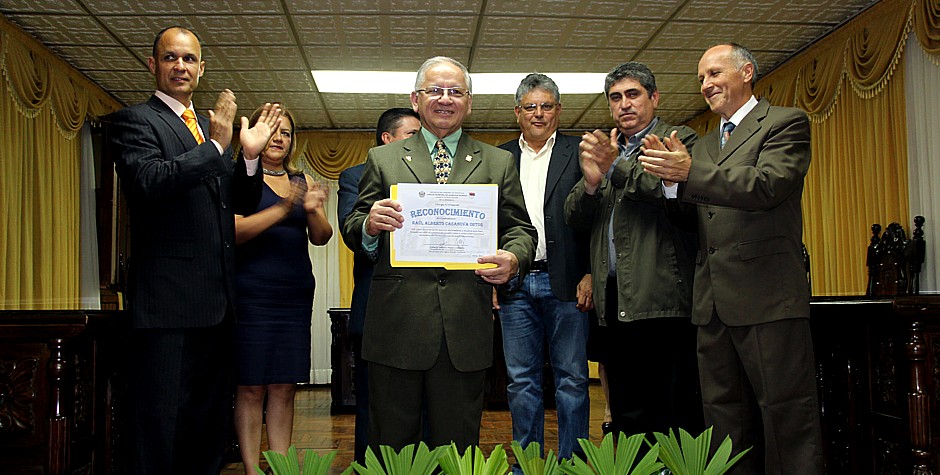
[0,19,120,309]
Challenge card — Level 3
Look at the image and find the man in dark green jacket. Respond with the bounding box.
[564,61,703,438]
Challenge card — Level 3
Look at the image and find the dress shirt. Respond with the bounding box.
[662,96,759,199]
[152,90,259,175]
[361,127,465,254]
[518,131,556,262]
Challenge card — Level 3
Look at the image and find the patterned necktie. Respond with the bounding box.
[720,121,735,149]
[433,139,452,184]
[181,109,204,144]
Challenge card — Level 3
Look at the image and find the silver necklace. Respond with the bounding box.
[263,168,287,176]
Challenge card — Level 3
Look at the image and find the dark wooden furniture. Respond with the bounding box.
[328,308,356,413]
[812,296,940,474]
[0,311,127,475]
[867,216,926,296]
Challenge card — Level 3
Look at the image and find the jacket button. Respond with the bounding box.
[708,247,717,254]
[708,211,715,218]
[438,278,446,286]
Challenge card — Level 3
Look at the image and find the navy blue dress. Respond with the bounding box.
[234,176,314,385]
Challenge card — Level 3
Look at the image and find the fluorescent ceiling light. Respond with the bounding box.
[312,70,607,95]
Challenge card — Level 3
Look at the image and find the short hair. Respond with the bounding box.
[152,26,200,59]
[604,62,657,98]
[724,43,760,86]
[414,56,472,93]
[245,104,300,174]
[375,108,420,146]
[514,73,560,104]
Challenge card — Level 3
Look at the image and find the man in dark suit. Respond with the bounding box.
[639,43,824,474]
[496,73,591,464]
[342,56,536,452]
[337,107,420,463]
[109,26,280,474]
[564,62,702,440]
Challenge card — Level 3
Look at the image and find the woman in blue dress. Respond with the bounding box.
[233,105,332,474]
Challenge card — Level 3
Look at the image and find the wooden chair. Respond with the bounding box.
[866,216,926,296]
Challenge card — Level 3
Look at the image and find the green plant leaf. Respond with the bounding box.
[653,427,750,475]
[262,446,300,475]
[559,433,663,475]
[301,449,339,475]
[437,443,508,475]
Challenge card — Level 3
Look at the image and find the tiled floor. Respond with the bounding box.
[221,383,609,474]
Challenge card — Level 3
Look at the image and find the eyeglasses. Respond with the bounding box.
[519,102,559,113]
[416,86,470,98]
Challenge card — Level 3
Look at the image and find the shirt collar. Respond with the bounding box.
[618,117,659,154]
[420,127,462,156]
[519,130,557,154]
[154,90,195,118]
[721,95,759,130]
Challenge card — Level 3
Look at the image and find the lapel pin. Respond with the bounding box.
[405,155,412,162]
[465,155,472,162]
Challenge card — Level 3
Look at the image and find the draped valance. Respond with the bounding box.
[0,16,120,138]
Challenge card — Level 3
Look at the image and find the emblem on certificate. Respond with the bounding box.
[389,183,498,269]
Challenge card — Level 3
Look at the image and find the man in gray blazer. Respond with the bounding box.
[564,62,702,441]
[342,56,536,452]
[639,43,824,474]
[497,73,591,464]
[110,26,280,474]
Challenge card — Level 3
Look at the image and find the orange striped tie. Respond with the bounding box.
[181,109,204,144]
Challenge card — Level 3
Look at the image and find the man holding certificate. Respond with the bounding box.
[341,56,536,453]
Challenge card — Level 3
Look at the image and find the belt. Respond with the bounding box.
[531,260,548,272]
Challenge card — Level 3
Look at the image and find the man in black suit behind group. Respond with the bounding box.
[109,26,281,474]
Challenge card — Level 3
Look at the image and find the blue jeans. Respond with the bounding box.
[498,271,590,461]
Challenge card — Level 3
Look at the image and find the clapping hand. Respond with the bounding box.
[208,89,237,149]
[240,103,282,160]
[304,180,330,215]
[638,130,692,184]
[579,128,620,194]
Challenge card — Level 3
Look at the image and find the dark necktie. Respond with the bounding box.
[720,122,735,149]
[433,139,451,184]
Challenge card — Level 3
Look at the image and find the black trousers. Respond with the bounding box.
[129,314,234,475]
[602,276,704,438]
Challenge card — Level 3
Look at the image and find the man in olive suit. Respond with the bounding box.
[341,56,536,452]
[639,43,824,474]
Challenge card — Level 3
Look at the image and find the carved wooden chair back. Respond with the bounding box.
[866,216,926,297]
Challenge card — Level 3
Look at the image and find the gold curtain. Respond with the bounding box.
[683,0,940,296]
[0,18,121,309]
[294,129,519,307]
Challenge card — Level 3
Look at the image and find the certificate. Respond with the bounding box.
[390,183,498,269]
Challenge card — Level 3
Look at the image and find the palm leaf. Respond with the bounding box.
[345,442,442,475]
[559,432,663,475]
[437,443,509,475]
[652,427,750,475]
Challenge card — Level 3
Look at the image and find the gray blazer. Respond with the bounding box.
[682,98,812,326]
